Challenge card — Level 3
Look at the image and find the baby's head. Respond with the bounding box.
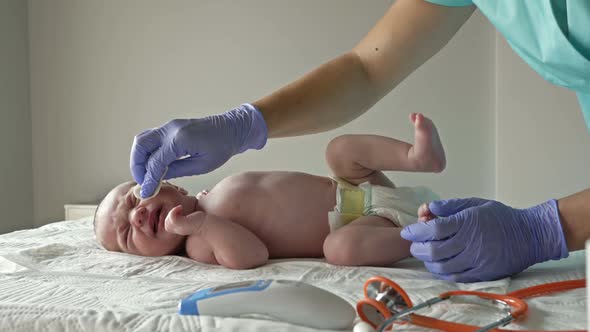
[94,181,198,256]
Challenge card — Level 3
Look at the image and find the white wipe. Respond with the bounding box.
[134,167,168,200]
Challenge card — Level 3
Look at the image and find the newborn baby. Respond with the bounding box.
[94,113,444,269]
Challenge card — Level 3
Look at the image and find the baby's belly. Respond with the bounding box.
[259,209,332,258]
[235,172,336,258]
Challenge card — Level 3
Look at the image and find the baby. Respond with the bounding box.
[94,113,444,269]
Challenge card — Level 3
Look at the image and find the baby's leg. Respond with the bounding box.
[323,216,410,266]
[325,113,446,186]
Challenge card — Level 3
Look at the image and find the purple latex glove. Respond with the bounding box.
[130,104,268,198]
[400,198,569,282]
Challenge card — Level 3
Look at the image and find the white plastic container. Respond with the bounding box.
[178,279,356,330]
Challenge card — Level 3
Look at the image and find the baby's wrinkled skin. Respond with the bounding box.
[94,172,338,264]
[95,113,445,269]
[94,181,194,256]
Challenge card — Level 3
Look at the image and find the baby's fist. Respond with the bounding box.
[418,203,435,222]
[165,206,193,235]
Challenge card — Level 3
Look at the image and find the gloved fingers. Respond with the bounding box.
[164,155,228,179]
[130,129,162,185]
[433,271,474,283]
[409,238,465,262]
[434,264,511,283]
[141,142,178,198]
[423,250,472,275]
[428,198,489,217]
[164,157,201,179]
[433,269,485,283]
[400,216,462,242]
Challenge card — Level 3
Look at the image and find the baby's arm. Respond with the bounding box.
[185,234,218,265]
[325,113,445,186]
[165,206,269,269]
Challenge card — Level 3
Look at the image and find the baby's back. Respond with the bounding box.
[200,171,337,258]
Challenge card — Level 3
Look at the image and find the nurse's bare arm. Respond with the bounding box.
[558,188,590,251]
[325,134,418,187]
[253,0,475,138]
[166,207,269,269]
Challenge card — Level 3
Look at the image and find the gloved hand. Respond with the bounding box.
[400,198,569,282]
[130,104,268,198]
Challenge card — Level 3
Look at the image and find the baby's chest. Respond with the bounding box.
[204,185,267,218]
[209,174,334,217]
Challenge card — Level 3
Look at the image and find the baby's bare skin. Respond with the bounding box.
[197,171,337,258]
[96,113,446,269]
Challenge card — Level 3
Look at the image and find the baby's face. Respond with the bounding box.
[94,181,198,256]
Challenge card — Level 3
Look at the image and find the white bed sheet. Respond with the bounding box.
[0,217,585,332]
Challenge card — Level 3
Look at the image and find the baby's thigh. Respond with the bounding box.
[324,216,410,266]
[348,215,398,228]
[326,216,397,245]
[325,215,397,249]
[323,216,403,265]
[327,216,398,246]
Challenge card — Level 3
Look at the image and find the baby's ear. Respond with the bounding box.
[163,181,189,195]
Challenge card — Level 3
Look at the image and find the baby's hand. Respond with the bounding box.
[165,206,205,236]
[418,203,435,222]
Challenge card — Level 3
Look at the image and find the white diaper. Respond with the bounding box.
[328,177,440,231]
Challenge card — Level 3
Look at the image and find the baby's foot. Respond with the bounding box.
[408,113,446,172]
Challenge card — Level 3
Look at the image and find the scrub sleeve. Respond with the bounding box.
[425,0,590,131]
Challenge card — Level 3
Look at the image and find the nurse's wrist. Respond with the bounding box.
[230,103,269,153]
[524,199,569,263]
[556,190,590,252]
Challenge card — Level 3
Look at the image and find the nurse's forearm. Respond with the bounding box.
[557,188,590,251]
[253,0,475,138]
[253,53,377,138]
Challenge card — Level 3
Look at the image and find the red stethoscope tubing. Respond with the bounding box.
[492,278,586,332]
[358,276,585,332]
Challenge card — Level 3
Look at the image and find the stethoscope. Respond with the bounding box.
[356,276,585,332]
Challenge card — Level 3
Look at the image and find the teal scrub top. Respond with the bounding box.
[426,0,590,131]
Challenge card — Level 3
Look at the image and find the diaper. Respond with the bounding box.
[328,177,440,231]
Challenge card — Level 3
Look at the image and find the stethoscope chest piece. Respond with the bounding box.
[356,276,413,330]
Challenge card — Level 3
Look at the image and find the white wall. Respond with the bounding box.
[29,1,495,226]
[0,0,33,233]
[496,36,590,207]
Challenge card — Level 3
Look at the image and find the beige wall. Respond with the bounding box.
[495,36,590,207]
[14,1,590,228]
[0,0,33,233]
[29,1,495,226]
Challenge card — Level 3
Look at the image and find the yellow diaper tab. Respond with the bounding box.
[332,177,366,224]
[328,176,440,232]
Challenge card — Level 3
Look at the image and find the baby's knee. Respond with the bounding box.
[325,135,354,168]
[323,230,361,266]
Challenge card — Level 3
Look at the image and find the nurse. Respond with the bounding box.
[130,0,590,282]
